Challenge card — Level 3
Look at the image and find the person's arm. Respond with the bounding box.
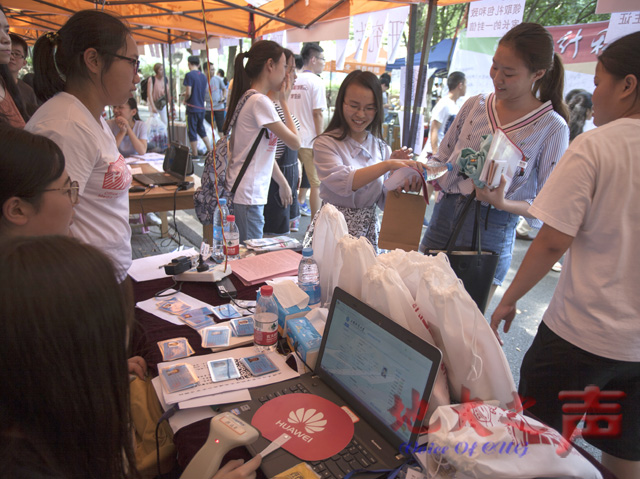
[148,78,158,114]
[430,119,441,152]
[113,118,128,148]
[211,456,262,479]
[491,224,574,344]
[184,85,192,104]
[272,162,293,207]
[126,123,148,155]
[312,108,324,136]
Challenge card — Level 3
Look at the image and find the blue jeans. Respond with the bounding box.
[420,193,518,285]
[233,204,264,243]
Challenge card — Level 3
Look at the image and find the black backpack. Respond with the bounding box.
[140,76,154,99]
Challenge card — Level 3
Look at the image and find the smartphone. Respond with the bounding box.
[216,276,237,299]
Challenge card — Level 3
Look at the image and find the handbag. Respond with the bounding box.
[426,191,499,312]
[154,95,168,110]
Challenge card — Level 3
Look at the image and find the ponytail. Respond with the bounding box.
[500,23,569,123]
[222,52,251,133]
[222,40,284,133]
[32,10,130,104]
[33,32,65,103]
[536,53,569,123]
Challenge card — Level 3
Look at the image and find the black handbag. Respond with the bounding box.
[426,191,499,312]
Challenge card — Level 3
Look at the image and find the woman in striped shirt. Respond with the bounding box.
[421,23,570,306]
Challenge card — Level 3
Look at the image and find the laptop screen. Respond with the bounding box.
[163,143,191,180]
[318,290,440,447]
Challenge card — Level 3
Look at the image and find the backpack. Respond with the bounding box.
[140,76,152,100]
[194,90,267,224]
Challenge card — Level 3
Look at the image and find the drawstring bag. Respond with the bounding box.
[310,204,349,307]
[361,263,451,424]
[335,235,377,300]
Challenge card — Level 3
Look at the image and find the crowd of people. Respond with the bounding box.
[1,3,639,477]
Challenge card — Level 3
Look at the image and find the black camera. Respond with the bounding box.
[164,256,192,276]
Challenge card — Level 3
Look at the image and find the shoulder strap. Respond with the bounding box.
[230,128,268,194]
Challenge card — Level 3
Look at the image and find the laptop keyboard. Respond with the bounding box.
[256,383,377,479]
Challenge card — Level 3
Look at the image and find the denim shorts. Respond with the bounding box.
[420,193,518,285]
[233,204,265,243]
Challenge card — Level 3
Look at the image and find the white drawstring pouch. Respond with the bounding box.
[414,257,517,410]
[335,235,377,300]
[310,204,349,307]
[361,263,451,423]
[423,403,603,479]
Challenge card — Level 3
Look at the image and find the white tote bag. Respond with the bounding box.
[335,235,377,300]
[310,204,349,307]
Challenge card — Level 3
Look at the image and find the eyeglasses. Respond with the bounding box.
[10,51,25,60]
[43,180,80,205]
[105,52,140,74]
[343,102,377,114]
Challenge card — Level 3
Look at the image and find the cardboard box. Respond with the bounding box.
[256,292,310,336]
[286,317,322,371]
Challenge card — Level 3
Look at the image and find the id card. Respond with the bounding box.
[211,303,242,320]
[201,326,231,348]
[158,337,194,361]
[180,307,215,330]
[241,353,279,376]
[230,317,254,337]
[159,363,199,393]
[207,358,241,382]
[158,297,191,315]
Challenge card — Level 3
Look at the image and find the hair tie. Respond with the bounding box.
[44,31,59,43]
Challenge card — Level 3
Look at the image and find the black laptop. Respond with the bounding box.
[223,287,442,479]
[133,142,192,186]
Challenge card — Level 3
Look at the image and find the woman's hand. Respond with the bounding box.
[115,116,130,132]
[211,456,262,479]
[128,356,147,380]
[278,181,293,208]
[390,146,413,160]
[490,300,518,346]
[279,72,292,103]
[475,175,507,209]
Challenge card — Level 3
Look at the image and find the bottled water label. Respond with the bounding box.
[254,312,278,347]
[224,236,239,256]
[301,283,321,305]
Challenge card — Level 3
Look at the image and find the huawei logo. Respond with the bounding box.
[287,408,327,434]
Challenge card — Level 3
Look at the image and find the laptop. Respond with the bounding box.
[223,287,442,478]
[133,142,192,186]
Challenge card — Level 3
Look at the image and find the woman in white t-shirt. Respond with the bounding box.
[224,40,300,242]
[26,10,139,280]
[491,32,640,479]
[108,97,148,157]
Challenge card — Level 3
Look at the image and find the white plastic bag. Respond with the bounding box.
[147,113,169,152]
[414,256,518,410]
[361,263,450,423]
[335,236,377,300]
[310,204,349,306]
[423,403,603,479]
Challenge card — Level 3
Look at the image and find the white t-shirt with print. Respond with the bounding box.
[288,71,327,148]
[426,96,460,153]
[26,92,132,279]
[227,93,280,205]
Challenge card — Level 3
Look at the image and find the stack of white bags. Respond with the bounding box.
[310,205,603,479]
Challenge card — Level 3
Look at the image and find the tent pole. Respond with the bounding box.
[408,0,437,153]
[167,30,177,136]
[401,4,417,147]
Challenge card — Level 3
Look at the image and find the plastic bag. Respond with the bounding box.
[311,204,349,307]
[361,263,450,423]
[414,254,518,410]
[335,235,377,300]
[147,113,169,152]
[424,403,603,479]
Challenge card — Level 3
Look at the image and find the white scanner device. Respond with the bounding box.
[180,413,260,479]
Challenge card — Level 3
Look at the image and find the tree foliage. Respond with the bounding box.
[413,0,609,51]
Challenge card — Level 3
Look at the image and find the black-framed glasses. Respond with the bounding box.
[43,180,80,205]
[105,52,140,74]
[10,51,25,60]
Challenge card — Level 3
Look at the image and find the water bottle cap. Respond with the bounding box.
[302,247,313,257]
[226,214,235,221]
[260,285,273,296]
[219,198,227,205]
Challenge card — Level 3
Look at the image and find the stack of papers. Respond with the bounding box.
[244,236,301,252]
[231,249,301,286]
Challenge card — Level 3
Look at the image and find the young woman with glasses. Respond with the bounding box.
[0,125,76,236]
[310,70,418,249]
[26,10,140,281]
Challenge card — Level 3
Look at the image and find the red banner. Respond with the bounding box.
[547,21,610,64]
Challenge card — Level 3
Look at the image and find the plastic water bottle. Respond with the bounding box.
[223,214,240,260]
[423,160,453,181]
[298,247,321,305]
[254,285,278,352]
[212,199,229,262]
